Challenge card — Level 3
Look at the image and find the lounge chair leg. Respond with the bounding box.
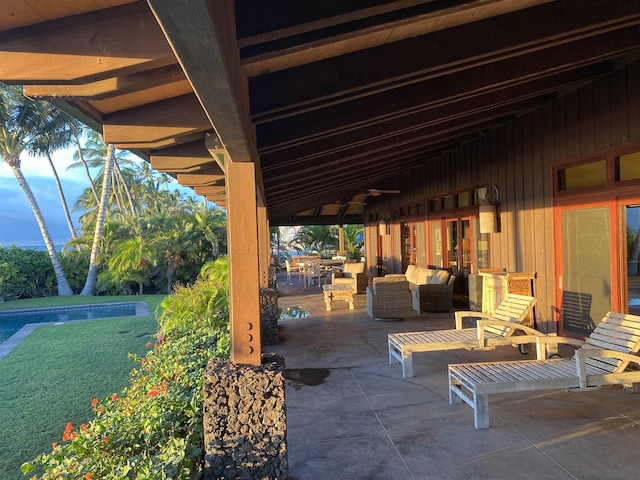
[473,393,489,429]
[388,345,396,365]
[448,377,462,404]
[402,351,413,378]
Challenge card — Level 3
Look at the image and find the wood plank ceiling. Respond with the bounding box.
[1,0,639,225]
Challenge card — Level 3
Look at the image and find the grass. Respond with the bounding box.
[0,295,165,480]
[0,295,150,311]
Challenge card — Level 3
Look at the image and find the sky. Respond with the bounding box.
[0,149,211,248]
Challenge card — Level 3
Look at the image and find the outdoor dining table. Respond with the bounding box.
[300,259,344,287]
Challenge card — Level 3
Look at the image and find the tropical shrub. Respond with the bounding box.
[22,257,230,479]
[0,246,57,300]
[60,250,90,294]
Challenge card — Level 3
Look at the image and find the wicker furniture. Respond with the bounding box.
[366,274,414,320]
[404,265,456,313]
[332,262,367,293]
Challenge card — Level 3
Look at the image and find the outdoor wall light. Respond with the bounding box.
[379,219,389,236]
[479,185,500,234]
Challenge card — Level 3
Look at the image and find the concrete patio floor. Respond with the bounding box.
[272,275,640,480]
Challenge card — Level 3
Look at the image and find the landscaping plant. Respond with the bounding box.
[22,258,230,479]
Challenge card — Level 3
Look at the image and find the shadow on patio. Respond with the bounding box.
[272,274,640,480]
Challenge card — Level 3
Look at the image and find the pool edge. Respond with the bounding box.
[0,301,149,362]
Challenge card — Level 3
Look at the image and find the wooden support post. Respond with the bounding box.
[227,161,261,366]
[258,206,270,289]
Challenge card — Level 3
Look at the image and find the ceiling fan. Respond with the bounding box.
[334,197,367,207]
[365,188,400,197]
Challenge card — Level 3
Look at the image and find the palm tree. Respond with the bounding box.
[0,85,73,296]
[290,225,338,256]
[68,124,99,204]
[343,224,364,259]
[80,143,116,296]
[30,106,79,240]
[71,131,137,216]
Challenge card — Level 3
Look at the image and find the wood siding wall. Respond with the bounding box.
[365,60,640,331]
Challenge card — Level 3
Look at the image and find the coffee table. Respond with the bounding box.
[322,284,355,311]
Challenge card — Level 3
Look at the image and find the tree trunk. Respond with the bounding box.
[9,161,73,296]
[114,160,137,216]
[73,132,100,204]
[81,144,115,296]
[46,152,77,239]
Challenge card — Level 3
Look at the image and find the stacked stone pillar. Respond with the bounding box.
[203,353,287,480]
[260,267,279,345]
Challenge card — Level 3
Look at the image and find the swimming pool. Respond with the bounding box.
[0,303,138,345]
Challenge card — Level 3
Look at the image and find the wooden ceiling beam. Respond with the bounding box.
[255,28,640,150]
[195,186,226,196]
[103,94,211,144]
[177,173,225,187]
[23,64,185,100]
[248,0,640,115]
[240,0,552,77]
[115,132,207,151]
[259,61,610,165]
[150,139,224,174]
[0,2,174,84]
[148,0,256,163]
[261,96,549,182]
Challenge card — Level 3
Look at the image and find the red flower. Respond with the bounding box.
[145,341,152,348]
[62,423,74,441]
[147,389,159,397]
[91,398,98,408]
[84,474,92,480]
[111,393,118,402]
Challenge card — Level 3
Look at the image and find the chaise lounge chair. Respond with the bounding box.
[448,311,640,428]
[388,293,539,378]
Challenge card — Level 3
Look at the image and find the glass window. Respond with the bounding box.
[557,160,606,191]
[561,206,611,334]
[616,151,640,182]
[458,192,470,208]
[429,198,441,212]
[443,195,455,210]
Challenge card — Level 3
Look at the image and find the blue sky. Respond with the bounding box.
[0,150,211,248]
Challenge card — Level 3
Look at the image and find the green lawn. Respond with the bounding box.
[0,295,165,480]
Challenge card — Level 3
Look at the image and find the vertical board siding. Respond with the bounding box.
[369,61,640,330]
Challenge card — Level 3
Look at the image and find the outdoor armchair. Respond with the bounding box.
[332,262,367,293]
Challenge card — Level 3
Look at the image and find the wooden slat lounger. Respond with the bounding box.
[389,294,538,378]
[449,311,640,428]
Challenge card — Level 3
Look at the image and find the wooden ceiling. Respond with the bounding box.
[1,0,639,224]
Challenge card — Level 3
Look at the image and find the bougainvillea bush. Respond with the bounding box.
[22,258,230,479]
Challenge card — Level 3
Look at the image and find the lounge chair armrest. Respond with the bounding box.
[475,319,547,348]
[534,336,585,349]
[574,348,640,366]
[455,310,490,330]
[574,348,640,388]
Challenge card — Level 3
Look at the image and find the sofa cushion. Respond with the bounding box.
[429,269,451,285]
[404,265,419,285]
[416,267,433,285]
